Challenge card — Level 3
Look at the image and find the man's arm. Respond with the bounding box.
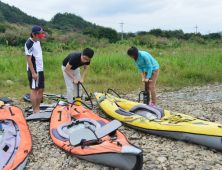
[79,65,88,83]
[64,63,79,84]
[26,55,37,80]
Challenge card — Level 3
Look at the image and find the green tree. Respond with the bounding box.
[148,29,163,37]
[0,11,6,23]
[209,33,221,40]
[170,29,184,39]
[50,13,98,32]
[98,27,118,43]
[42,25,53,35]
[0,1,47,25]
[184,33,196,40]
[126,32,136,39]
[82,27,99,38]
[137,31,148,36]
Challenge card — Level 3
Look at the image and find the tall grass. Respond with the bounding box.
[0,44,222,99]
[156,46,222,89]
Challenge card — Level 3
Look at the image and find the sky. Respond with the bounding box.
[1,0,222,34]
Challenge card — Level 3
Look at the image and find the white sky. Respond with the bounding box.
[1,0,222,34]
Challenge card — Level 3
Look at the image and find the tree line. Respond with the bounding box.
[0,1,119,43]
[135,29,221,41]
[0,1,221,45]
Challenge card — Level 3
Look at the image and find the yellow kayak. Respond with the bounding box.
[94,92,222,151]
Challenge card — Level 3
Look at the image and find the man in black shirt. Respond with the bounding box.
[62,48,94,103]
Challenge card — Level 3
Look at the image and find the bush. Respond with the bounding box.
[131,35,184,49]
[210,39,222,47]
[0,27,29,46]
[169,38,185,48]
[0,26,109,50]
[188,36,206,45]
[0,23,15,33]
[116,40,131,45]
[135,34,156,47]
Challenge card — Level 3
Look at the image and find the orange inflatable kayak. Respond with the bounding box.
[50,101,143,170]
[0,104,32,170]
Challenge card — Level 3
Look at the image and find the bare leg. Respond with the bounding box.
[149,69,159,105]
[36,88,44,112]
[30,88,44,113]
[30,89,40,113]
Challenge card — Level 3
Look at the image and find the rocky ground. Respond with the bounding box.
[9,83,222,170]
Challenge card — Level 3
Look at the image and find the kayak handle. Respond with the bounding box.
[107,88,121,98]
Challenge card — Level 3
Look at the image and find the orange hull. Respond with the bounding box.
[50,103,143,169]
[0,105,32,170]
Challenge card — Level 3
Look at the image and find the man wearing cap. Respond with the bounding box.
[24,26,45,117]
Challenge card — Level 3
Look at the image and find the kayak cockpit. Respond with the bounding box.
[116,105,165,120]
[0,120,22,169]
[52,118,122,147]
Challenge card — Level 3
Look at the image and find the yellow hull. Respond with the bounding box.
[95,92,222,150]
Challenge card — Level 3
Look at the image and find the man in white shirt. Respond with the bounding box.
[24,26,45,115]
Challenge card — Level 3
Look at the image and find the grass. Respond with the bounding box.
[0,44,222,100]
[156,46,222,89]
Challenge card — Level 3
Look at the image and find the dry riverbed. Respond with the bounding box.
[6,83,222,170]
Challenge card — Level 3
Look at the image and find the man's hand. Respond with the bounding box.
[79,78,84,84]
[73,79,79,84]
[142,78,146,82]
[32,73,38,80]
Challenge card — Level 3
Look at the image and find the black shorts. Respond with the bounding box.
[28,71,45,89]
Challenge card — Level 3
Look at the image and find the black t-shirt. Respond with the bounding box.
[62,52,90,70]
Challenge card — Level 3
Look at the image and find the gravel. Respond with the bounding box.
[9,83,222,170]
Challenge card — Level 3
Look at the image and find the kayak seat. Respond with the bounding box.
[129,105,163,119]
[69,119,122,146]
[54,118,121,146]
[52,118,104,142]
[57,118,101,139]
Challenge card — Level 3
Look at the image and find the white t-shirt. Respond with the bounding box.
[24,38,43,72]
